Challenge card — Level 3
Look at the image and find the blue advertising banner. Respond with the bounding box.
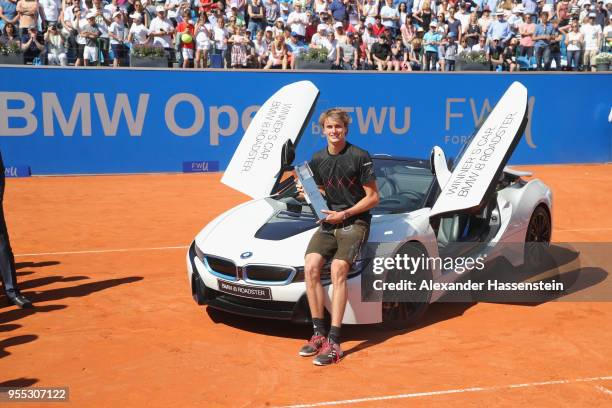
[0,67,610,175]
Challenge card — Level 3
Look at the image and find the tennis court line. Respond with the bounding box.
[14,245,189,257]
[279,375,612,407]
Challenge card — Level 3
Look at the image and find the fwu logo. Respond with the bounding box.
[4,165,31,177]
[182,161,220,173]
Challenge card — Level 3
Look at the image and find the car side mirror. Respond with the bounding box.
[280,139,295,171]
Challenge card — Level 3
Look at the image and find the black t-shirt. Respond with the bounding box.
[309,143,376,222]
[371,42,390,60]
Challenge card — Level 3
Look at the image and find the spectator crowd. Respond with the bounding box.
[0,0,610,70]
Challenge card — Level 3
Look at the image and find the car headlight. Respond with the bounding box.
[194,244,205,262]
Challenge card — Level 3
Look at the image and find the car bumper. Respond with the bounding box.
[187,242,312,323]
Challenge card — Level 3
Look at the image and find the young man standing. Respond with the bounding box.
[298,109,379,366]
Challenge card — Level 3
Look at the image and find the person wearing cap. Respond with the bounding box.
[273,17,285,37]
[422,20,441,70]
[310,22,327,48]
[127,12,150,46]
[333,21,347,43]
[76,11,101,66]
[108,11,127,67]
[287,1,307,41]
[580,12,602,70]
[442,30,458,70]
[533,11,553,70]
[264,0,280,26]
[149,5,175,66]
[478,7,493,33]
[486,9,511,46]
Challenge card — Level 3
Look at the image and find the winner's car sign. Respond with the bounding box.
[430,82,529,217]
[221,81,320,199]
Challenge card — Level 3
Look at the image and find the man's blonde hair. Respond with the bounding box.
[318,108,350,129]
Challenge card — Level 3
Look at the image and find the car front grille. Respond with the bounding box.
[204,255,236,279]
[243,265,296,284]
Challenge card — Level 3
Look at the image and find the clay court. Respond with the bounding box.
[1,163,611,407]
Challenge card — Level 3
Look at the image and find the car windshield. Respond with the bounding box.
[274,157,434,215]
[371,157,433,214]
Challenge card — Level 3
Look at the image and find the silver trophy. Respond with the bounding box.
[295,162,329,221]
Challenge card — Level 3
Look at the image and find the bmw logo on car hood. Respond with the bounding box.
[240,251,253,259]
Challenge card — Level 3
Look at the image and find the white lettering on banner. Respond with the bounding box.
[42,93,91,136]
[241,101,292,173]
[0,92,37,136]
[311,107,411,136]
[164,93,205,137]
[445,97,537,149]
[469,98,492,127]
[210,106,238,146]
[356,107,387,134]
[93,93,150,136]
[445,113,517,198]
[445,98,465,130]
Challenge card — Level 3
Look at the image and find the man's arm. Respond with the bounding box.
[321,180,379,224]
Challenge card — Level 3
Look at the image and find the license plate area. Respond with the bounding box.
[217,280,272,300]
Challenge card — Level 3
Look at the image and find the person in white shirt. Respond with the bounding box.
[165,0,183,23]
[108,11,127,66]
[44,22,67,65]
[380,0,400,37]
[361,0,379,26]
[212,16,229,67]
[149,5,175,65]
[580,13,602,70]
[127,12,149,45]
[310,23,328,48]
[90,0,112,65]
[194,12,212,68]
[287,2,307,40]
[321,30,338,62]
[40,0,60,27]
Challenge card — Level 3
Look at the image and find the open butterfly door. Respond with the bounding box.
[221,81,320,199]
[430,81,529,218]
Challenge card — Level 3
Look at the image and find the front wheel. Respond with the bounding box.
[381,242,432,330]
[524,205,552,271]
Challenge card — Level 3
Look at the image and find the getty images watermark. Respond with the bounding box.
[361,243,612,303]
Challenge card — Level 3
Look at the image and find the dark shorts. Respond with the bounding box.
[305,219,370,263]
[76,44,84,59]
[111,44,126,60]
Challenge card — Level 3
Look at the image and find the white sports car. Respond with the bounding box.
[186,81,553,328]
